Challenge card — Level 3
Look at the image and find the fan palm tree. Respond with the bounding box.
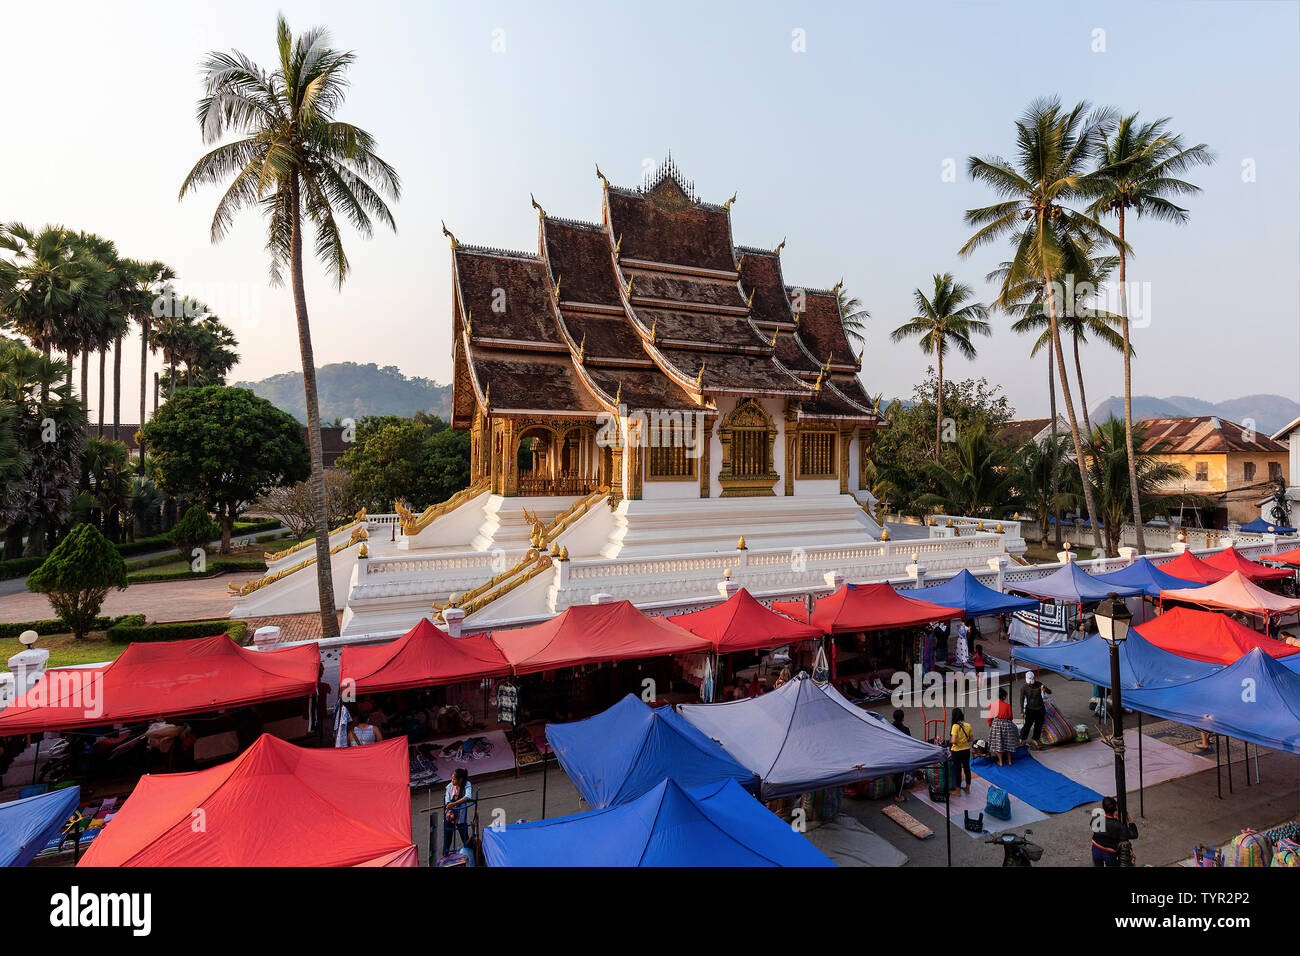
[135,262,175,463]
[180,15,400,638]
[890,273,990,457]
[960,96,1121,553]
[1089,114,1214,555]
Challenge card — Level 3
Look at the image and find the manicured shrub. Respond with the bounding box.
[0,613,143,641]
[26,524,128,640]
[170,505,221,560]
[0,556,44,581]
[106,619,246,644]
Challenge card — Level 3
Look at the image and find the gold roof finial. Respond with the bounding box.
[441,220,459,249]
[577,333,586,362]
[530,192,546,219]
[824,353,833,370]
[483,382,491,408]
[614,381,623,406]
[746,289,755,308]
[855,349,863,370]
[735,253,746,272]
[831,277,844,295]
[695,361,706,389]
[793,311,801,325]
[813,367,825,391]
[595,162,609,189]
[872,393,882,415]
[553,274,562,300]
[464,308,472,336]
[649,317,657,343]
[624,274,634,297]
[770,328,780,347]
[774,237,786,255]
[614,233,622,255]
[723,191,738,210]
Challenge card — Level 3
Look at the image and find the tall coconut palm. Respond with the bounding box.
[180,15,400,639]
[1090,114,1214,555]
[836,284,871,352]
[135,262,175,464]
[890,273,990,458]
[960,97,1121,553]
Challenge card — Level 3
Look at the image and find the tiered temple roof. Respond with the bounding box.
[448,158,885,427]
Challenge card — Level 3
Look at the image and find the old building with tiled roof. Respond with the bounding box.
[448,157,886,502]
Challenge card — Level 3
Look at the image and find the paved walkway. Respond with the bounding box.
[0,572,260,624]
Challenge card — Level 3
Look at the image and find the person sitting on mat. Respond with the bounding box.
[1019,671,1051,750]
[949,708,974,794]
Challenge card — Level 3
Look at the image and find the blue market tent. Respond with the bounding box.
[1093,557,1209,599]
[1009,562,1144,603]
[677,673,944,799]
[0,786,80,867]
[1123,648,1300,754]
[481,778,833,867]
[1011,630,1219,690]
[919,569,1039,616]
[1240,517,1296,535]
[545,694,759,809]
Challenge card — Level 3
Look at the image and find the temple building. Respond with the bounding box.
[448,156,885,506]
[229,158,1022,638]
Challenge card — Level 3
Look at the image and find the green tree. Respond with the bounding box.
[338,416,465,512]
[890,273,990,458]
[180,15,400,638]
[141,386,309,552]
[26,522,127,640]
[1090,114,1214,555]
[170,504,221,559]
[916,425,1017,517]
[960,96,1120,553]
[1006,434,1079,545]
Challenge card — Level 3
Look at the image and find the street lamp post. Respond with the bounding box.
[1095,591,1133,865]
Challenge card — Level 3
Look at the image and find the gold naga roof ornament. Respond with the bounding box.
[746,289,756,308]
[649,317,657,343]
[735,253,746,272]
[595,162,609,189]
[695,361,706,389]
[624,274,634,297]
[614,233,622,255]
[855,349,863,370]
[793,311,801,325]
[463,308,472,336]
[831,277,844,295]
[614,381,623,406]
[577,333,586,362]
[774,236,786,256]
[770,328,780,347]
[530,193,546,219]
[723,191,738,210]
[483,382,491,409]
[812,366,825,391]
[552,274,562,300]
[440,220,459,249]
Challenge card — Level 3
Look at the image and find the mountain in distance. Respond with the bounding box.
[235,362,452,423]
[1089,394,1300,435]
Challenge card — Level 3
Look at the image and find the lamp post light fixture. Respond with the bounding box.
[1095,592,1134,865]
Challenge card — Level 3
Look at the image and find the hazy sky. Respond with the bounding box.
[3,0,1297,422]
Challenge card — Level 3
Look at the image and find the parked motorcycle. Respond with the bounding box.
[986,829,1044,866]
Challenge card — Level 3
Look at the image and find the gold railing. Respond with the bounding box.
[233,526,368,597]
[264,510,366,563]
[398,479,490,536]
[539,484,610,540]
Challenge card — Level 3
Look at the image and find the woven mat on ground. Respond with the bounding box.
[971,747,1101,812]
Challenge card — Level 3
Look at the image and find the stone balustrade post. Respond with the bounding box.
[442,607,465,638]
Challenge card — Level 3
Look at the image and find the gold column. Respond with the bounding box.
[501,419,518,497]
[699,415,714,498]
[784,403,798,496]
[839,426,853,494]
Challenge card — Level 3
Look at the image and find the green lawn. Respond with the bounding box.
[11,631,126,668]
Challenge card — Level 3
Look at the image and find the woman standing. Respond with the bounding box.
[949,708,973,794]
[347,713,382,747]
[443,767,475,857]
[987,689,1018,766]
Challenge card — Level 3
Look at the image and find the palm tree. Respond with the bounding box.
[136,262,175,464]
[1090,114,1214,555]
[1085,417,1189,556]
[836,285,871,352]
[917,425,1016,516]
[74,234,132,438]
[1009,434,1078,546]
[180,15,400,639]
[960,97,1121,553]
[890,273,990,457]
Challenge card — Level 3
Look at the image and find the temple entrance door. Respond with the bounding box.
[515,425,602,496]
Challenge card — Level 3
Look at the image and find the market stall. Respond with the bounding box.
[1200,546,1294,583]
[481,777,833,867]
[1007,562,1144,645]
[1134,606,1300,663]
[0,786,81,867]
[1160,570,1300,634]
[1158,551,1231,585]
[78,735,415,866]
[545,694,758,808]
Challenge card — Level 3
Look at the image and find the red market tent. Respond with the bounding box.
[668,588,823,653]
[1201,546,1293,583]
[490,600,712,676]
[1161,571,1300,633]
[78,735,415,866]
[771,583,963,634]
[1157,551,1230,585]
[0,635,320,736]
[1134,606,1300,664]
[1266,546,1300,567]
[338,618,510,695]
